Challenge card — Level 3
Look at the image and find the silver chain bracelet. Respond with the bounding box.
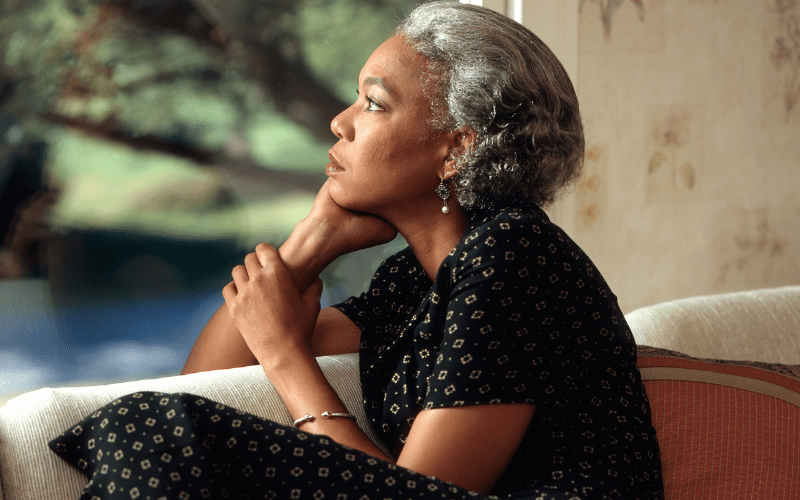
[293,411,357,427]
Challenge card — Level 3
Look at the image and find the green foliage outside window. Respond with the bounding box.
[0,0,420,298]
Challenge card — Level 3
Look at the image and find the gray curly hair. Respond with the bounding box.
[395,1,584,211]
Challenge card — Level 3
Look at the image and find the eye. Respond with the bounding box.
[356,88,384,112]
[365,96,383,112]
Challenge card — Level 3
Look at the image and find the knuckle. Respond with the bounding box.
[255,242,275,255]
[262,261,281,277]
[251,269,268,284]
[226,301,240,316]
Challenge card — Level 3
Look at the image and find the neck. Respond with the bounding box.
[388,202,470,281]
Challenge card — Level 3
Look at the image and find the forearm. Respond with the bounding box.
[181,304,257,374]
[277,216,341,291]
[183,218,342,375]
[261,347,393,461]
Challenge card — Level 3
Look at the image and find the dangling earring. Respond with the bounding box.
[436,178,450,214]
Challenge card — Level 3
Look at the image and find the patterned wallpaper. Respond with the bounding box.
[550,0,800,312]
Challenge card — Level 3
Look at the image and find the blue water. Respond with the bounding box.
[0,237,405,402]
[0,279,223,401]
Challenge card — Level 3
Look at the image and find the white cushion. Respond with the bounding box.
[0,353,374,500]
[626,286,800,364]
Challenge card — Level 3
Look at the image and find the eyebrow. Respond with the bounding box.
[363,76,392,95]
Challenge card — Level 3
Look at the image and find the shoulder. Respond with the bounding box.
[371,246,421,281]
[334,246,427,314]
[461,206,557,247]
[448,206,612,296]
[455,206,575,265]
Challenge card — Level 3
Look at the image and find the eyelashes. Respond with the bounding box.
[366,96,383,112]
[356,89,384,112]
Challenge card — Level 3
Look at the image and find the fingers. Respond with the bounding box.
[302,277,324,306]
[308,179,348,224]
[221,244,323,355]
[222,280,237,304]
[228,244,296,297]
[231,263,248,284]
[226,266,248,306]
[253,243,297,287]
[244,252,261,277]
[235,245,277,286]
[254,242,279,268]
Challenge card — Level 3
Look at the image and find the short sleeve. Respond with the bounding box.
[423,211,631,410]
[333,247,429,362]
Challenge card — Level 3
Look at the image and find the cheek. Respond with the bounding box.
[351,118,440,175]
[381,131,436,164]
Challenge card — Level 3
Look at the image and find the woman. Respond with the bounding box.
[50,2,663,498]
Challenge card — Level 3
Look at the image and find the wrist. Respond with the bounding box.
[256,343,318,387]
[278,218,342,291]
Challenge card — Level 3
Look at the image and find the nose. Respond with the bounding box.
[330,105,354,141]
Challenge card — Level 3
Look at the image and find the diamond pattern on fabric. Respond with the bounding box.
[336,207,663,499]
[49,207,663,500]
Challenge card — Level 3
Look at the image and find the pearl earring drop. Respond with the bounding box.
[436,178,450,214]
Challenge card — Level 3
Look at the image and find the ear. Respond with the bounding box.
[442,126,478,179]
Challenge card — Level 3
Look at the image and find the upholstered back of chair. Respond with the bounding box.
[627,287,800,498]
[0,353,379,500]
[626,285,800,364]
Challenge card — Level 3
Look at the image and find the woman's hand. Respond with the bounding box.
[219,243,392,463]
[222,243,323,364]
[305,179,397,256]
[182,179,389,375]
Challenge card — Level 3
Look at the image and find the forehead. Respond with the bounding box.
[359,36,428,98]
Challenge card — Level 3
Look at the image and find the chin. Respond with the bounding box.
[329,184,395,218]
[328,187,366,213]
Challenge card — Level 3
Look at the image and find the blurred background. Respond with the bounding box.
[2,0,799,403]
[0,0,419,401]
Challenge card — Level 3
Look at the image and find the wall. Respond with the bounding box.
[468,0,800,313]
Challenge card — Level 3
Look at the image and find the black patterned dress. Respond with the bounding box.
[50,206,664,500]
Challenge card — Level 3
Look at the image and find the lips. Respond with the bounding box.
[327,151,345,174]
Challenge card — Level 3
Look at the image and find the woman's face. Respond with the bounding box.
[327,36,452,219]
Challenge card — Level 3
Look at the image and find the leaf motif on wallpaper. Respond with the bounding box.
[764,0,800,125]
[575,144,607,232]
[579,0,644,38]
[579,0,664,53]
[645,105,703,204]
[653,112,692,147]
[713,208,788,287]
[578,174,602,195]
[578,201,600,227]
[647,151,666,173]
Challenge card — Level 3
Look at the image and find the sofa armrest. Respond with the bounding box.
[626,285,800,364]
[0,353,378,500]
